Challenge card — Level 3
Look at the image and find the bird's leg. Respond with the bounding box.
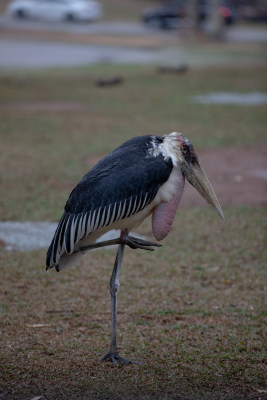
[100,242,139,366]
[78,236,161,253]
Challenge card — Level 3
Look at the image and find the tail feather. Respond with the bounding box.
[46,211,87,271]
[46,211,93,270]
[46,212,68,270]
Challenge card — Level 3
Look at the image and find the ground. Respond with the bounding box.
[0,51,266,400]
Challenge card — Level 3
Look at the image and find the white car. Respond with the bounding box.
[6,0,103,22]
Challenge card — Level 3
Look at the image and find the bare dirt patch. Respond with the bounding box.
[181,144,267,208]
[85,144,267,209]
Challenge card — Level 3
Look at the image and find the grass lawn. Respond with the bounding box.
[0,64,266,399]
[0,64,266,221]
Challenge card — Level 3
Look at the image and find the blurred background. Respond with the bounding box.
[0,1,266,399]
[0,0,266,231]
[1,0,267,69]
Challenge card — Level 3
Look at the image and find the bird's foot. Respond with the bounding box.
[122,235,162,251]
[100,351,139,366]
[77,235,161,254]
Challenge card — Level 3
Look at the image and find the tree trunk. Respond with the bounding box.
[182,0,200,41]
[206,0,225,40]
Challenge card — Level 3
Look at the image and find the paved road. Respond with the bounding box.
[1,15,267,41]
[1,16,267,69]
[0,16,162,36]
[0,16,176,68]
[225,26,267,43]
[1,37,267,69]
[0,39,174,68]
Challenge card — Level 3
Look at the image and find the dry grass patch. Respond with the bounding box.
[0,208,266,399]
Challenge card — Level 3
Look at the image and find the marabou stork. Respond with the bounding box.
[46,132,224,365]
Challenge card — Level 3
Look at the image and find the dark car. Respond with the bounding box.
[142,0,185,29]
[142,0,237,30]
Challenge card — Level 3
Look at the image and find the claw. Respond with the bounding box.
[123,236,162,251]
[128,236,162,247]
[100,351,139,366]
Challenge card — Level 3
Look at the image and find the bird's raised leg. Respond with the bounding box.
[100,242,139,366]
[78,235,161,253]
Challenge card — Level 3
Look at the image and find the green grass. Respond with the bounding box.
[0,65,266,221]
[0,64,266,399]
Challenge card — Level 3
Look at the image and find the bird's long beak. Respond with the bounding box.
[182,161,224,220]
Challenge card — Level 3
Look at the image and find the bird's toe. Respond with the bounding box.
[100,351,139,366]
[123,235,162,251]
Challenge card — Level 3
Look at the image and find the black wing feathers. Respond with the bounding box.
[46,136,173,269]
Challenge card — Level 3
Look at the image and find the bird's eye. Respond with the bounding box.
[182,145,189,153]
